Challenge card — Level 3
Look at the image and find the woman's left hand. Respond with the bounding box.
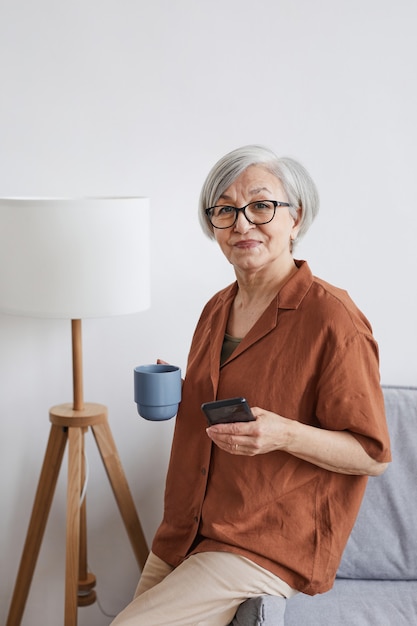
[206,407,290,456]
[206,405,388,476]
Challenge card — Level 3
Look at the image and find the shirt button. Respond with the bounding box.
[201,468,206,476]
[194,516,199,523]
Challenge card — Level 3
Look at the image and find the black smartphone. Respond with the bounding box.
[201,397,255,426]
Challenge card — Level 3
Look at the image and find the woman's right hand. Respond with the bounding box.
[157,359,184,386]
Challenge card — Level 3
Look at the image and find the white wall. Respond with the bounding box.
[1,1,416,624]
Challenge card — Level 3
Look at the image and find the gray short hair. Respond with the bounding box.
[198,145,319,247]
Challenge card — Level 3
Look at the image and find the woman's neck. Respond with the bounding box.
[234,259,298,306]
[227,260,298,338]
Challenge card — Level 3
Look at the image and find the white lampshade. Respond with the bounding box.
[0,197,150,318]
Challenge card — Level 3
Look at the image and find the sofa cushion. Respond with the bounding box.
[337,386,417,580]
[284,579,417,626]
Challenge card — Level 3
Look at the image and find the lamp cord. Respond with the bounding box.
[80,449,89,506]
[92,581,118,620]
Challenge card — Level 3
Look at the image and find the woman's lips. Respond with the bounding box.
[233,239,261,249]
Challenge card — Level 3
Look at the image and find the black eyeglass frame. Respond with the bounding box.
[205,200,291,229]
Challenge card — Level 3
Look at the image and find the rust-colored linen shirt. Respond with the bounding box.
[152,261,391,595]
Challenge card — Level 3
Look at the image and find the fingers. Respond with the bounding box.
[206,424,251,455]
[205,410,276,456]
[217,438,245,455]
[206,419,254,436]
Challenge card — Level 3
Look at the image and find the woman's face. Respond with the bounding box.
[212,165,300,277]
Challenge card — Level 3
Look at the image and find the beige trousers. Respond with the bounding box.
[110,551,296,626]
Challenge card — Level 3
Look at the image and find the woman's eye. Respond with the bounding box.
[217,206,235,215]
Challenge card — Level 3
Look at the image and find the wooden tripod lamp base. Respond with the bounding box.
[6,402,149,626]
[6,321,149,626]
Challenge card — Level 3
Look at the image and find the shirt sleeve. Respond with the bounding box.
[315,331,391,463]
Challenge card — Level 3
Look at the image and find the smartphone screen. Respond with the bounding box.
[201,397,255,426]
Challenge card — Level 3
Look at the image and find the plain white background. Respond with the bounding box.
[0,1,416,624]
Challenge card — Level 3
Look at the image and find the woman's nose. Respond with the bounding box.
[233,210,254,233]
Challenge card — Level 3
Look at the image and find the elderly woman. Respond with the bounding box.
[112,145,391,626]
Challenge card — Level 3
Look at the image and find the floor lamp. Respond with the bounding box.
[0,197,151,626]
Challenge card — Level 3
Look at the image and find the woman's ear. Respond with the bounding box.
[291,206,302,234]
[288,207,301,252]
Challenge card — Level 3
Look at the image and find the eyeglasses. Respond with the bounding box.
[205,200,291,229]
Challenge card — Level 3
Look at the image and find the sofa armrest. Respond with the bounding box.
[230,595,286,626]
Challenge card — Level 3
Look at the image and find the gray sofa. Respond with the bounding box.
[233,385,417,626]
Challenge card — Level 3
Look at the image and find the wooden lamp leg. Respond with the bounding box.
[92,420,149,570]
[65,426,82,626]
[6,425,67,626]
[78,429,97,606]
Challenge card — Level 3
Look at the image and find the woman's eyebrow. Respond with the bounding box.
[249,187,271,195]
[218,187,271,203]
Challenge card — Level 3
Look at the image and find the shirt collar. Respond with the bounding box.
[277,259,314,310]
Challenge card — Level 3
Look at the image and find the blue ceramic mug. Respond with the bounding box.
[134,364,181,421]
